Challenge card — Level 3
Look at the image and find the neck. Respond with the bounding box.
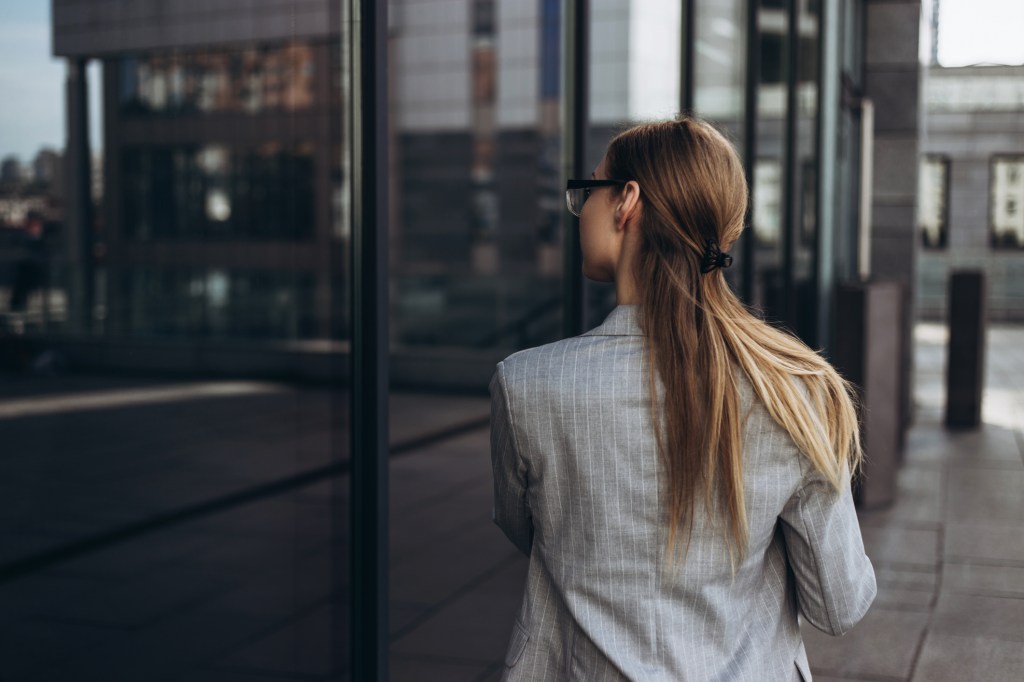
[613,235,641,305]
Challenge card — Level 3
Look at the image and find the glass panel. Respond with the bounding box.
[833,0,864,286]
[119,43,317,116]
[750,0,790,319]
[918,156,949,249]
[390,0,566,355]
[587,0,683,323]
[991,156,1024,248]
[693,0,747,142]
[693,0,748,295]
[387,0,565,675]
[0,4,350,679]
[793,0,820,344]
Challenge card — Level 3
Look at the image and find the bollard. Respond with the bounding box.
[945,270,986,429]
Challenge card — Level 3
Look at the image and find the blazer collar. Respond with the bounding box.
[582,304,642,337]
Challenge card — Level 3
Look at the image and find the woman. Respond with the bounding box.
[490,116,875,681]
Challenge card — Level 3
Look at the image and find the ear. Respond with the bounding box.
[615,180,642,231]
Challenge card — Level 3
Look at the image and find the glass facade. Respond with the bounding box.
[0,1,874,679]
[121,144,316,242]
[389,0,566,350]
[119,43,317,116]
[0,4,353,680]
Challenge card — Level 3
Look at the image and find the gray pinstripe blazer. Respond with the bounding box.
[490,305,876,681]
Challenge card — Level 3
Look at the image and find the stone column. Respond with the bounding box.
[64,57,94,335]
[863,0,923,440]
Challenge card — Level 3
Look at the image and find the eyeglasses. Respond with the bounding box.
[565,179,628,217]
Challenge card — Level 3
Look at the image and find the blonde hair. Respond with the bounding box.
[603,117,862,561]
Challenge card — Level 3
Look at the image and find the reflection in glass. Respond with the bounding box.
[391,0,566,348]
[918,156,949,249]
[694,0,747,140]
[122,144,315,242]
[585,0,683,324]
[754,159,783,245]
[120,42,317,116]
[793,0,820,343]
[1,14,350,679]
[751,0,789,318]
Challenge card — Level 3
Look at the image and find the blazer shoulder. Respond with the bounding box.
[498,335,588,376]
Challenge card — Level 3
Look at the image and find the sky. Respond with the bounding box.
[0,0,103,163]
[933,0,1024,66]
[0,0,1023,164]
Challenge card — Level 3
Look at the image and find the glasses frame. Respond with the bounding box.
[565,179,628,217]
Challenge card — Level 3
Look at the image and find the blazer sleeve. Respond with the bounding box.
[489,362,534,556]
[778,466,876,636]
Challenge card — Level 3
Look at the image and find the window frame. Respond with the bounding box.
[990,154,1024,250]
[919,154,950,250]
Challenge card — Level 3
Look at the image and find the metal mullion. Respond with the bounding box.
[349,0,389,679]
[562,0,588,337]
[681,0,695,114]
[782,0,799,327]
[814,0,837,350]
[741,0,760,304]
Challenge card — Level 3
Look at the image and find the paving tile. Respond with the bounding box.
[945,469,1024,523]
[858,465,943,527]
[391,571,524,663]
[872,584,935,611]
[34,561,235,628]
[0,572,102,625]
[202,560,337,619]
[390,489,494,562]
[4,609,276,682]
[929,592,1024,642]
[945,523,1024,564]
[860,525,940,568]
[946,426,1022,469]
[45,529,216,581]
[873,564,939,592]
[943,561,1024,598]
[172,670,313,682]
[102,610,282,682]
[911,633,1024,682]
[391,600,431,636]
[390,521,515,605]
[475,666,506,682]
[801,608,928,680]
[390,656,492,682]
[0,619,98,680]
[210,601,346,678]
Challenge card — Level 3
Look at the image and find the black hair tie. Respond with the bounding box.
[700,239,733,274]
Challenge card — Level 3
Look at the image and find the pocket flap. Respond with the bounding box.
[504,619,530,668]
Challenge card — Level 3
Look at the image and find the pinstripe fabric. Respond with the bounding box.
[490,305,876,681]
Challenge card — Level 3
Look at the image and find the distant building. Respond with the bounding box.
[32,148,64,192]
[917,64,1024,321]
[0,156,25,187]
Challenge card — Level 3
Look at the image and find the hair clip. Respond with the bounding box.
[700,239,733,274]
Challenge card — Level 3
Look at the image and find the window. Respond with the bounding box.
[991,155,1024,248]
[918,156,949,249]
[120,42,317,116]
